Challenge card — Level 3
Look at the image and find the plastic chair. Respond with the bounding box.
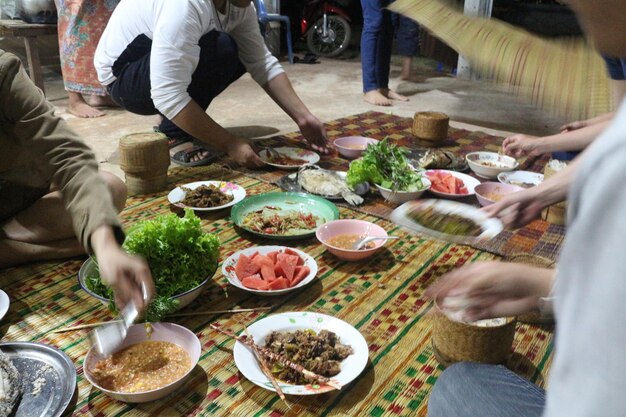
[253,0,294,64]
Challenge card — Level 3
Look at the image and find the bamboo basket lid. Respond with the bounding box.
[412,111,449,144]
[541,160,568,225]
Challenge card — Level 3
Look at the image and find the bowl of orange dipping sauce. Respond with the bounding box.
[334,136,379,159]
[316,219,389,261]
[83,323,200,403]
[474,182,524,207]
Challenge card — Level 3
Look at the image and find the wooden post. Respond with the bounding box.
[23,36,45,93]
[456,0,493,80]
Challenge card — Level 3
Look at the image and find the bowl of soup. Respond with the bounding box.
[474,182,524,207]
[83,323,201,403]
[316,219,388,261]
[334,136,379,159]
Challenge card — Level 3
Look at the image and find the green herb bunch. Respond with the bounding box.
[86,209,219,322]
[346,138,425,192]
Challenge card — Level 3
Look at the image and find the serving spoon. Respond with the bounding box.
[352,235,399,250]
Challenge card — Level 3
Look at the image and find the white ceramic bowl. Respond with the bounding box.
[334,136,379,159]
[83,323,201,403]
[222,246,318,296]
[375,177,431,204]
[316,219,388,261]
[78,258,214,310]
[465,152,518,179]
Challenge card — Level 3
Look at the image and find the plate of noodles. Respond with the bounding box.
[231,192,339,239]
[168,181,246,211]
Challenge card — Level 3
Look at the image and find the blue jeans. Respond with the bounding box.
[360,0,393,93]
[108,31,246,139]
[393,14,419,57]
[428,362,546,417]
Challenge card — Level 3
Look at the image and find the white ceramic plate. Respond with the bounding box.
[0,289,9,321]
[167,181,246,211]
[390,199,504,244]
[497,171,544,188]
[259,147,320,170]
[425,170,481,199]
[222,246,317,296]
[233,312,369,395]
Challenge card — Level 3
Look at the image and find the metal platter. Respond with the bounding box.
[0,342,77,417]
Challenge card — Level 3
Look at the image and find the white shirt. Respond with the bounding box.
[543,100,626,416]
[94,0,284,120]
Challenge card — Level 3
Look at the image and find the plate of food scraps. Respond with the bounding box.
[167,180,246,211]
[259,147,320,170]
[390,199,503,245]
[231,312,369,395]
[0,342,76,417]
[497,171,544,188]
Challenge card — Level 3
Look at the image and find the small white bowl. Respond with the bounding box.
[465,152,518,179]
[334,136,379,159]
[375,177,431,204]
[83,323,201,403]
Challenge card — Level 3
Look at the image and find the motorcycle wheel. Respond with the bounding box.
[306,15,351,58]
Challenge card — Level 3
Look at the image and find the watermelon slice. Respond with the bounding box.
[268,278,290,290]
[252,254,274,269]
[284,249,305,265]
[267,251,279,263]
[234,254,260,280]
[242,275,270,290]
[290,266,311,287]
[277,253,299,281]
[260,264,276,282]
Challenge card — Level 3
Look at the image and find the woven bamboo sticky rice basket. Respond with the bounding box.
[431,297,517,367]
[541,160,568,225]
[412,111,449,143]
[119,132,170,195]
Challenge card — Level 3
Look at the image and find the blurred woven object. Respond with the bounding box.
[389,0,612,120]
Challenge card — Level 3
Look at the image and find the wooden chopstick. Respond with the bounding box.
[49,307,270,334]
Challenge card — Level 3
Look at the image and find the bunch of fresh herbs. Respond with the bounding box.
[346,138,425,192]
[85,209,219,322]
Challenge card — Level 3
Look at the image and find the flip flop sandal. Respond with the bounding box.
[168,138,213,167]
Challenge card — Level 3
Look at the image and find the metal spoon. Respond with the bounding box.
[352,236,399,250]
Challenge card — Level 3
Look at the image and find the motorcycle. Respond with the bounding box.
[301,0,352,58]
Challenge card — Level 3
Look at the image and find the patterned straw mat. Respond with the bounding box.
[0,164,554,417]
[236,111,565,262]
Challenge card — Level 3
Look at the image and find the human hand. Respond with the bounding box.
[502,134,541,157]
[482,187,545,228]
[297,114,334,155]
[425,261,554,321]
[91,227,155,313]
[227,139,265,168]
[560,120,587,133]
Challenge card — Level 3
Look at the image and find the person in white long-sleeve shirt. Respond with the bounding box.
[94,0,331,168]
[423,0,626,416]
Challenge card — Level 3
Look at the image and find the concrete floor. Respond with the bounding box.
[3,35,566,178]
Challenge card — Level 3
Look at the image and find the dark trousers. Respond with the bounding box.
[108,31,247,139]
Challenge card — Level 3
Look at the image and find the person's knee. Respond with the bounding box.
[428,362,480,417]
[99,171,127,213]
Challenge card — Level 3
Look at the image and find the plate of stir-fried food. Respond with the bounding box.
[259,147,320,170]
[225,312,368,395]
[231,192,340,239]
[390,199,503,244]
[168,181,246,211]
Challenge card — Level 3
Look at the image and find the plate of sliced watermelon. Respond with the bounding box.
[222,246,318,296]
[425,169,481,199]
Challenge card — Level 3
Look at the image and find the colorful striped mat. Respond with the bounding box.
[236,111,563,261]
[0,163,554,417]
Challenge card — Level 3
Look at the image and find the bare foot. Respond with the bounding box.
[68,92,105,118]
[381,88,409,102]
[89,94,118,108]
[364,90,393,106]
[400,57,413,81]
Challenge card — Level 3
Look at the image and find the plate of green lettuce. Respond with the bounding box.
[78,209,219,322]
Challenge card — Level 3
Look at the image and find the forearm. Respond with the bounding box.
[532,157,582,206]
[583,111,614,126]
[536,120,611,153]
[262,73,314,126]
[170,100,242,152]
